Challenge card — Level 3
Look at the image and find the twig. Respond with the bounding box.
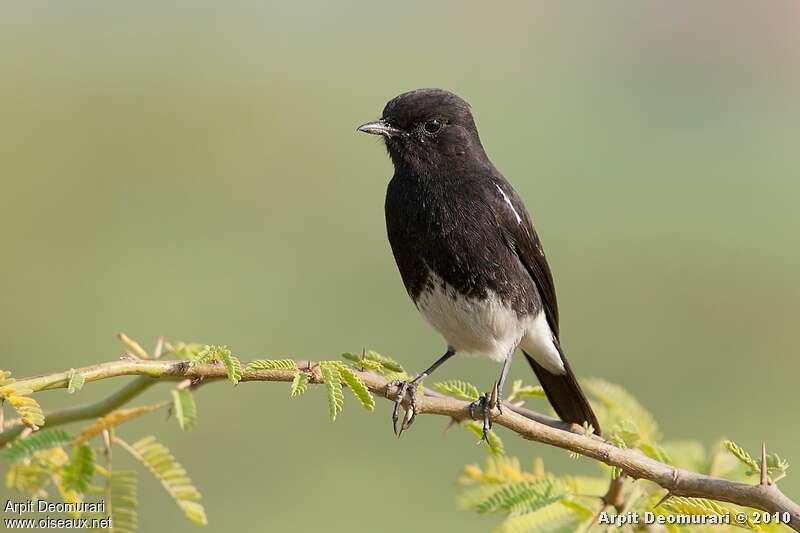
[0,357,797,530]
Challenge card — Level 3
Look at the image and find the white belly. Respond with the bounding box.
[415,272,565,374]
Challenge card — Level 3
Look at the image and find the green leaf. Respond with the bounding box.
[116,436,207,526]
[222,355,242,385]
[639,441,670,463]
[320,362,344,421]
[724,440,760,474]
[433,379,480,401]
[4,429,72,462]
[340,352,362,363]
[171,389,198,431]
[246,359,298,371]
[342,350,404,374]
[723,440,790,480]
[74,403,168,445]
[661,496,761,531]
[290,372,310,398]
[0,376,45,430]
[62,443,95,492]
[348,358,383,372]
[465,422,505,456]
[363,350,404,373]
[336,364,374,411]
[474,479,564,514]
[67,369,85,394]
[507,380,546,402]
[192,345,241,384]
[108,470,138,533]
[497,500,581,533]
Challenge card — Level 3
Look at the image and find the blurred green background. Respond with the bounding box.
[1,2,798,531]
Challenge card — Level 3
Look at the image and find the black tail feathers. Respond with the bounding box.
[523,349,601,436]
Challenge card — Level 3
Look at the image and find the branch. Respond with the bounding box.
[2,358,798,530]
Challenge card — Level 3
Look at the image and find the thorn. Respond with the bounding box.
[760,441,770,486]
[442,417,459,435]
[102,429,112,461]
[654,490,673,508]
[153,336,165,359]
[116,332,150,359]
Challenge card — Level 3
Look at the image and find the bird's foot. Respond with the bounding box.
[468,382,502,443]
[385,380,419,437]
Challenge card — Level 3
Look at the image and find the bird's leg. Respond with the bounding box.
[469,351,513,442]
[386,347,455,437]
[492,352,513,415]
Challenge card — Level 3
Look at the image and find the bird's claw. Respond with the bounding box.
[386,380,418,437]
[469,382,502,443]
[468,393,493,443]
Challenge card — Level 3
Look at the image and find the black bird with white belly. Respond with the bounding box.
[358,88,600,440]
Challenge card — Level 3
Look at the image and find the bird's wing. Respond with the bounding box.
[487,178,561,339]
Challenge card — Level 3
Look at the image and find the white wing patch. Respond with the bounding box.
[495,184,522,224]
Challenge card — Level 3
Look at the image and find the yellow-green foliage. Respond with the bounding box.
[247,359,298,371]
[335,363,375,411]
[506,379,546,402]
[61,443,95,493]
[474,479,565,514]
[74,403,167,445]
[191,345,241,384]
[724,440,790,482]
[0,369,45,429]
[67,368,85,394]
[117,436,207,526]
[455,378,794,533]
[465,421,504,456]
[433,379,480,401]
[320,362,345,421]
[317,361,375,420]
[171,389,198,432]
[341,350,405,376]
[290,371,310,397]
[4,429,72,462]
[659,496,761,531]
[6,447,71,499]
[104,469,138,533]
[1,350,795,533]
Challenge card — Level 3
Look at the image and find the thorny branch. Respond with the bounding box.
[1,357,798,530]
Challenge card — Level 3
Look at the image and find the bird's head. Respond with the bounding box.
[358,88,490,177]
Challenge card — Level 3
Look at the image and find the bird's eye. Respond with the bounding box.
[423,119,442,134]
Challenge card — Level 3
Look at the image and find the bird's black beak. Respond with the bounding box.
[357,119,403,138]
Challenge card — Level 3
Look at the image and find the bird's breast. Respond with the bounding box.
[415,269,530,361]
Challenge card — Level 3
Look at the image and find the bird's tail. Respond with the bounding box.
[522,348,601,436]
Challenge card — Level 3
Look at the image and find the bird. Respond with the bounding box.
[357,88,600,441]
